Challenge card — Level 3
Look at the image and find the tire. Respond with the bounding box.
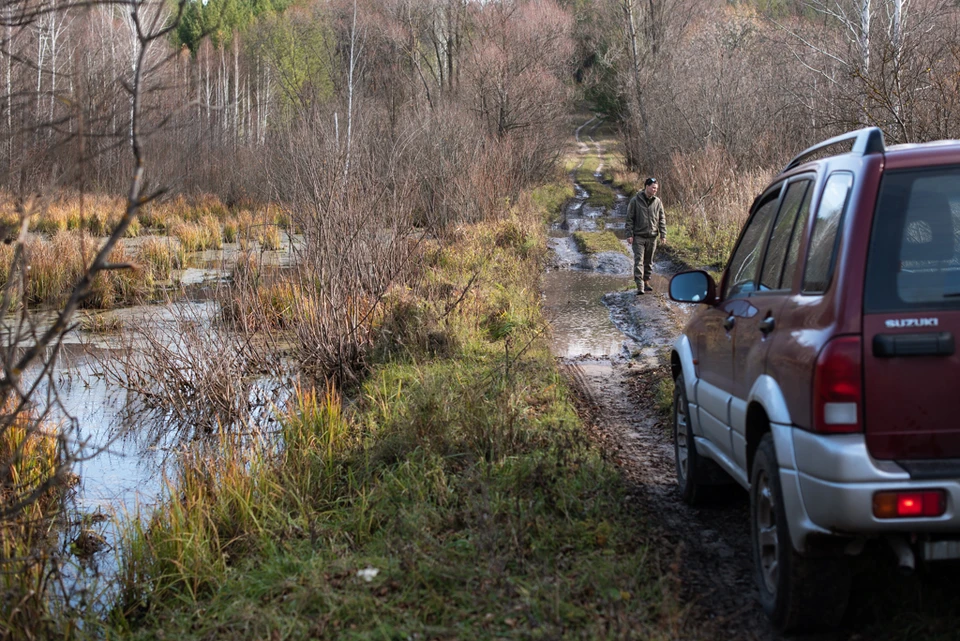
[750,433,851,633]
[673,374,708,505]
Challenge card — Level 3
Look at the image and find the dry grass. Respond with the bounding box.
[171,217,223,252]
[256,224,283,251]
[222,218,239,244]
[608,146,773,268]
[8,193,283,248]
[137,236,184,282]
[79,311,124,333]
[0,404,64,639]
[661,147,774,268]
[0,232,157,308]
[221,252,308,331]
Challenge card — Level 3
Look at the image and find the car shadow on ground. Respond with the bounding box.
[839,554,960,640]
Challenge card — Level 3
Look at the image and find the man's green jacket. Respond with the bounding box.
[627,192,667,239]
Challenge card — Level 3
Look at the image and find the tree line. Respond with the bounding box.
[569,0,960,200]
[0,0,575,216]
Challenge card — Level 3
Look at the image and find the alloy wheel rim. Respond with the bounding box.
[755,470,779,594]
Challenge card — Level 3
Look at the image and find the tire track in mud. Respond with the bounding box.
[566,287,775,641]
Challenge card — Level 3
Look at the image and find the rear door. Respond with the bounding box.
[863,166,960,459]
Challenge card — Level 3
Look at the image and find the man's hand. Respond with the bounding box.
[660,235,666,243]
[627,236,633,245]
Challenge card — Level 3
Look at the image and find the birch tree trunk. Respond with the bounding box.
[233,34,240,144]
[891,0,903,63]
[858,0,871,75]
[344,0,357,186]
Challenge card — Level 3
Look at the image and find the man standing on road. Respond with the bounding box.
[627,177,667,295]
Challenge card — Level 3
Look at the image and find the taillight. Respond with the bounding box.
[813,336,862,433]
[874,490,947,518]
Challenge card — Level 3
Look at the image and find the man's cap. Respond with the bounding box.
[644,177,658,186]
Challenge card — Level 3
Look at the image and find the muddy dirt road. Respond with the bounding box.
[545,117,960,641]
[544,117,770,639]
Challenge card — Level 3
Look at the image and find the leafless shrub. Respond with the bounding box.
[664,145,773,262]
[98,302,288,442]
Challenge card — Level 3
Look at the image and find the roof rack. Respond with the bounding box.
[782,127,885,173]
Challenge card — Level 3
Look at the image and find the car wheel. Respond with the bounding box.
[751,433,851,633]
[673,374,708,505]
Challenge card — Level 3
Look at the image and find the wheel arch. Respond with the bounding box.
[746,402,771,479]
[671,334,697,403]
[746,375,794,476]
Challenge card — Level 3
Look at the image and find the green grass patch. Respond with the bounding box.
[655,376,674,420]
[106,202,683,639]
[574,156,617,210]
[661,217,735,271]
[530,181,574,223]
[572,231,628,256]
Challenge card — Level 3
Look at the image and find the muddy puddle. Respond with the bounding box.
[543,119,691,369]
[543,141,639,361]
[542,270,634,359]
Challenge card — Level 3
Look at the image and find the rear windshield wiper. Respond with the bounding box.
[943,291,960,298]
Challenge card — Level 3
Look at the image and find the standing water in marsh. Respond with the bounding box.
[16,238,299,610]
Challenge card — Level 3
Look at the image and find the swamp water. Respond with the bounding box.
[12,236,300,607]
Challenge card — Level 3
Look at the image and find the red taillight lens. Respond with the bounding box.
[813,336,863,434]
[874,490,947,518]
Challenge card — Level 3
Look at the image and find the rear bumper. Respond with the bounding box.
[780,427,960,549]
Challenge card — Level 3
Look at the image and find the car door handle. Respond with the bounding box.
[723,315,736,331]
[759,316,775,335]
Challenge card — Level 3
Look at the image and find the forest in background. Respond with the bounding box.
[4,0,959,193]
[3,0,958,252]
[570,0,960,260]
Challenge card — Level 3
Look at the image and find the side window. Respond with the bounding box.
[760,179,811,290]
[803,172,854,293]
[724,191,780,299]
[780,185,814,291]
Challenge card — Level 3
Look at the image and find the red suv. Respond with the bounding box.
[668,127,960,632]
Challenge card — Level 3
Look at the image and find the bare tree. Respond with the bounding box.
[0,0,185,633]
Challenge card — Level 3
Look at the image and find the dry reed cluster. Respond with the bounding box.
[0,232,178,308]
[0,192,289,255]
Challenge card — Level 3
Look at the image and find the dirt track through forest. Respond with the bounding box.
[546,116,773,640]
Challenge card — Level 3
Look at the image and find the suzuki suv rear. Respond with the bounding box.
[668,128,960,632]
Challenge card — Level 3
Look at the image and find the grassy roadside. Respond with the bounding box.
[658,219,736,272]
[531,182,575,225]
[105,188,682,640]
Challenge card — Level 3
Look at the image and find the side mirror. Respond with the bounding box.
[669,270,718,305]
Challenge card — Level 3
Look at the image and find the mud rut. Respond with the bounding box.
[547,117,773,640]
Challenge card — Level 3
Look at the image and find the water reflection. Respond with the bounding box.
[542,270,632,359]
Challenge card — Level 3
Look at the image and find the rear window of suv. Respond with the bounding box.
[865,166,960,312]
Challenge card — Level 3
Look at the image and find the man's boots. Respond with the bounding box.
[644,281,653,293]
